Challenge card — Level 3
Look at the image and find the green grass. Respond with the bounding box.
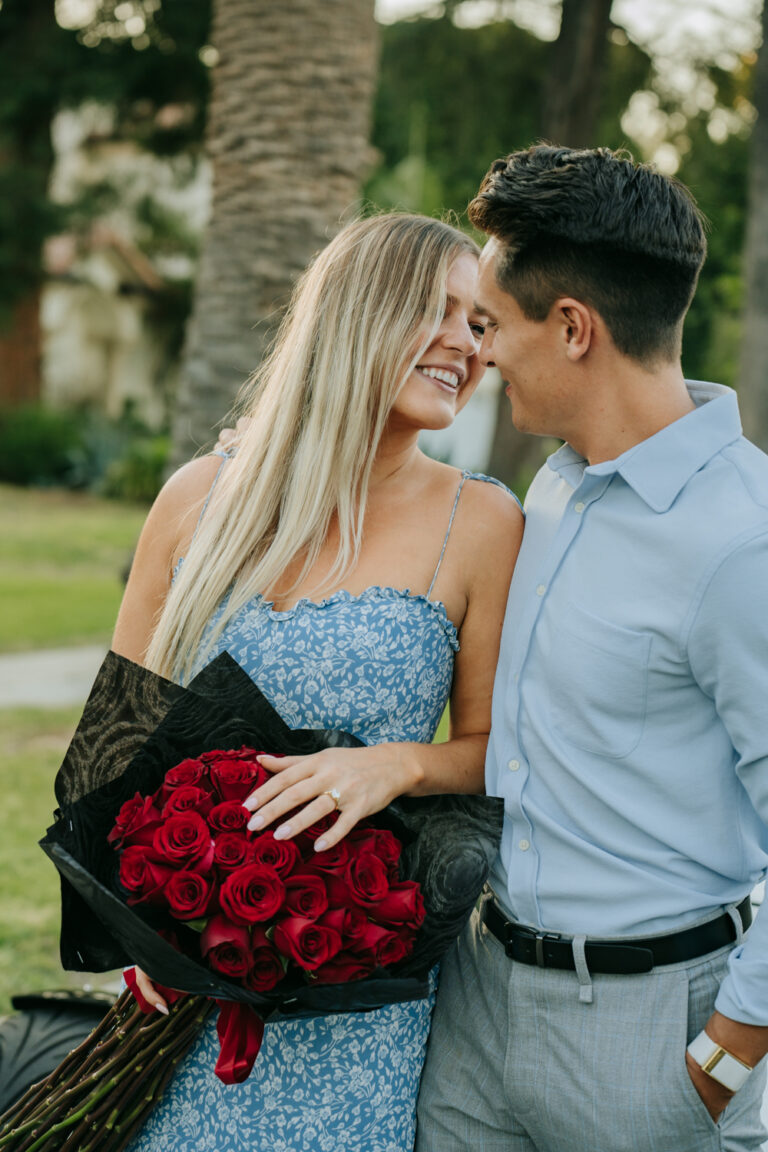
[0,485,147,652]
[0,707,121,1015]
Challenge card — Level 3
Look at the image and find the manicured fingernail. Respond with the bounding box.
[247,814,263,830]
[274,824,291,840]
[155,1002,169,1016]
[314,838,327,852]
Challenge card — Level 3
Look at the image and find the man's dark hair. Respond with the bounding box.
[468,145,707,364]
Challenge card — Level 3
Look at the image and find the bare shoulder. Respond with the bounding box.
[462,473,523,527]
[141,453,228,562]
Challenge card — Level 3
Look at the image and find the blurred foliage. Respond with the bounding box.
[0,403,169,499]
[365,12,653,218]
[0,0,758,409]
[0,0,211,326]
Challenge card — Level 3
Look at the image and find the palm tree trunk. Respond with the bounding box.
[738,0,768,452]
[170,0,378,465]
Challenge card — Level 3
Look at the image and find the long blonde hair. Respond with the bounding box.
[147,213,479,681]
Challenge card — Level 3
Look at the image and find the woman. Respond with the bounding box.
[112,212,523,1152]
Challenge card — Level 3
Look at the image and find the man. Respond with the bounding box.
[416,145,768,1151]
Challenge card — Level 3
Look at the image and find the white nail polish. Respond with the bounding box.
[156,1003,169,1016]
[248,814,263,830]
[274,824,291,840]
[315,838,327,852]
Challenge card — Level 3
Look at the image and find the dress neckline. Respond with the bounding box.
[251,584,460,651]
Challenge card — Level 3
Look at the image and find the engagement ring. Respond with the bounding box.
[323,787,342,811]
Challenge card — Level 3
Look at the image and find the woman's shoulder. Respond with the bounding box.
[145,453,230,555]
[462,470,524,516]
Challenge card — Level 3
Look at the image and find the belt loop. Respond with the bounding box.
[572,935,593,1004]
[727,902,745,946]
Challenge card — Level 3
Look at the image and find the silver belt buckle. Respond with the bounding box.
[534,931,562,967]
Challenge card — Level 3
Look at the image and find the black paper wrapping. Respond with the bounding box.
[41,651,503,1020]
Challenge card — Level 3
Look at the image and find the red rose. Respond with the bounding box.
[294,813,335,851]
[118,846,175,906]
[107,793,163,849]
[247,945,286,992]
[344,852,390,907]
[208,751,271,802]
[247,949,285,992]
[249,831,301,877]
[349,827,402,876]
[153,812,215,872]
[306,838,351,874]
[160,758,211,803]
[318,905,368,944]
[208,801,250,834]
[201,914,252,978]
[273,916,342,971]
[351,922,412,966]
[161,785,214,820]
[370,881,425,930]
[166,869,216,919]
[284,872,329,920]
[219,863,286,924]
[213,831,254,874]
[312,949,378,984]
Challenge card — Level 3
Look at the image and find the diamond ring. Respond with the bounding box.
[323,787,342,812]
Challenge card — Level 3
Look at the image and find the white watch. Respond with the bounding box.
[687,1030,754,1093]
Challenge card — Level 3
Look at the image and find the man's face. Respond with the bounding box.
[475,238,576,440]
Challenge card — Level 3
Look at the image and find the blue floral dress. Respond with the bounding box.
[127,468,510,1152]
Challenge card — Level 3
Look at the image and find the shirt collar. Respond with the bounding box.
[547,382,743,512]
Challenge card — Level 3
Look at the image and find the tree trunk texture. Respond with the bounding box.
[170,0,378,465]
[485,0,614,490]
[0,292,42,404]
[0,0,60,405]
[737,0,768,452]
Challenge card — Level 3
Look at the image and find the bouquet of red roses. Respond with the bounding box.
[109,745,425,1079]
[6,652,500,1151]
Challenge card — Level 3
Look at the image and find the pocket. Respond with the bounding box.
[548,602,651,758]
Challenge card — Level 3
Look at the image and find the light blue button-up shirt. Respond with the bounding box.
[487,382,768,1025]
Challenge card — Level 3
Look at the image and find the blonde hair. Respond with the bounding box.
[147,213,479,681]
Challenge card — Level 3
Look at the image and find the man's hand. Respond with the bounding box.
[685,1050,733,1121]
[686,1010,768,1121]
[213,416,251,454]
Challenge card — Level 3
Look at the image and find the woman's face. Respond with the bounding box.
[389,252,486,433]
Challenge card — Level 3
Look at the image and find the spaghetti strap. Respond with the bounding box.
[427,470,468,599]
[190,450,230,544]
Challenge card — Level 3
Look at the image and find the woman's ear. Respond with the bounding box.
[557,298,592,362]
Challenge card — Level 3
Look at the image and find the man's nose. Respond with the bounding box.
[479,333,495,368]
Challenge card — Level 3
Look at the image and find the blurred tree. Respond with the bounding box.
[542,0,615,147]
[738,0,768,450]
[0,0,211,404]
[170,0,378,463]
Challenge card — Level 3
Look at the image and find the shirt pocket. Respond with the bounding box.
[548,603,651,759]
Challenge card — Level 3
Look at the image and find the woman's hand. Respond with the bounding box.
[133,966,170,1014]
[242,746,421,851]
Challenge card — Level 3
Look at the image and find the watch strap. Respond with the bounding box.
[687,1030,753,1093]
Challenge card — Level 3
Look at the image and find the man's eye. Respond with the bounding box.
[470,323,486,338]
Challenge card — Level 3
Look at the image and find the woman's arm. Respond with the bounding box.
[112,456,224,663]
[243,480,524,851]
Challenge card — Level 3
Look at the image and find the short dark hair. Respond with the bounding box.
[468,145,707,364]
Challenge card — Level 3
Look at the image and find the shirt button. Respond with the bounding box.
[574,501,585,513]
[536,584,546,597]
[508,759,520,771]
[518,839,530,851]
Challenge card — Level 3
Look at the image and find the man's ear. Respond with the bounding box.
[556,298,592,362]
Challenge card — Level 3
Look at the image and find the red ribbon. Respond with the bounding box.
[213,1001,265,1084]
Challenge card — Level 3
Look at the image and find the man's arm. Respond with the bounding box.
[687,529,768,1117]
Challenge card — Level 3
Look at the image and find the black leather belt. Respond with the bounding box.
[482,895,752,975]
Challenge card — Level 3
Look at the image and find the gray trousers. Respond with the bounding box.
[416,897,767,1152]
